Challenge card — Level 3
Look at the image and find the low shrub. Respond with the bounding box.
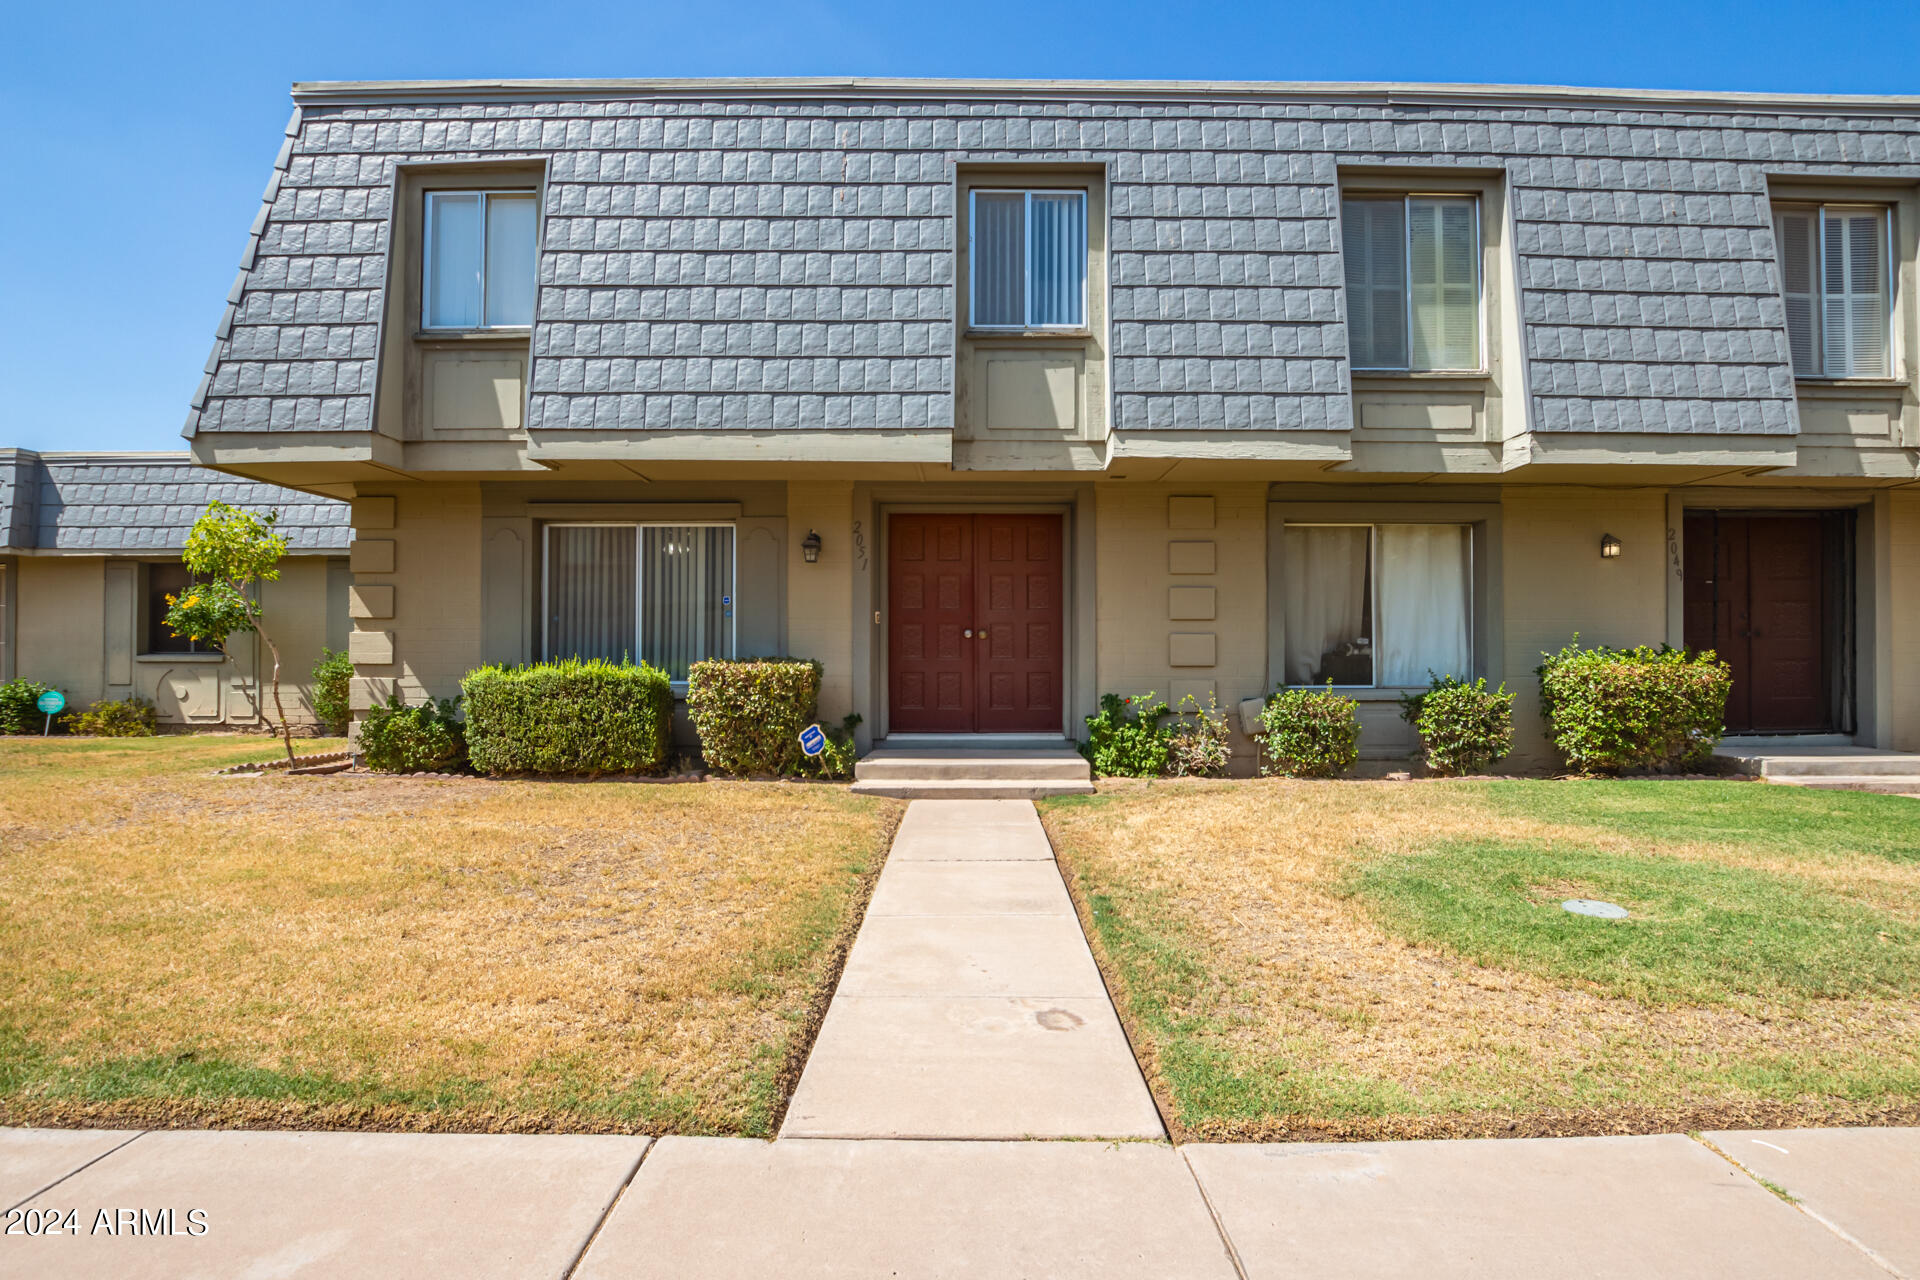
[1082,692,1173,778]
[805,714,864,781]
[0,678,56,735]
[310,647,353,735]
[1398,675,1514,776]
[461,660,672,777]
[1166,692,1233,778]
[1537,638,1732,775]
[686,659,824,777]
[359,692,467,774]
[1259,683,1361,778]
[64,696,158,738]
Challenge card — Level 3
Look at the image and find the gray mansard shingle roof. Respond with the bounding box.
[187,79,1920,441]
[0,451,349,554]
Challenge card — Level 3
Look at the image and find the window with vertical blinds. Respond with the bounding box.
[970,189,1087,329]
[544,524,736,680]
[1341,196,1481,371]
[1773,204,1890,378]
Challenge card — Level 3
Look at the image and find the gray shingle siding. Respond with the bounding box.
[0,453,349,554]
[191,89,1920,440]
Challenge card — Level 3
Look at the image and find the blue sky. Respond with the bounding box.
[2,0,1912,452]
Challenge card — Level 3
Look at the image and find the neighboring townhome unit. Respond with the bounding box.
[0,450,351,729]
[186,78,1920,768]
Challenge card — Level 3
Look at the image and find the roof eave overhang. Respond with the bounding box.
[287,76,1920,116]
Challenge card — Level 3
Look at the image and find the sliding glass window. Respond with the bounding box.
[543,524,736,681]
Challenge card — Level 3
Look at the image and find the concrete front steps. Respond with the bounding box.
[1714,744,1920,798]
[850,743,1095,799]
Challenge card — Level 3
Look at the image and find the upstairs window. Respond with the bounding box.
[423,190,539,330]
[969,189,1088,329]
[1341,196,1481,372]
[1773,204,1891,378]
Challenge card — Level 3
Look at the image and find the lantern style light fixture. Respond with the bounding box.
[1600,533,1622,560]
[801,529,823,564]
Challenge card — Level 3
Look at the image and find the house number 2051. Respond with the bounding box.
[852,521,868,570]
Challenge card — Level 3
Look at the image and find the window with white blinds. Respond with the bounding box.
[1341,196,1481,371]
[1772,204,1891,378]
[970,189,1088,329]
[423,190,539,330]
[543,524,736,681]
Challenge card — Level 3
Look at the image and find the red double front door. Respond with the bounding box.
[887,513,1064,733]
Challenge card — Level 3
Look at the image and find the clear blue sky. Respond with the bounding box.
[2,0,1911,452]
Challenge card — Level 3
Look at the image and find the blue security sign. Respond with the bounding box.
[798,724,827,757]
[36,690,65,715]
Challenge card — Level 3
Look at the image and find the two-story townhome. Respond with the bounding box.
[185,77,1920,769]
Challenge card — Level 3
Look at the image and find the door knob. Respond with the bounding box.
[964,629,973,638]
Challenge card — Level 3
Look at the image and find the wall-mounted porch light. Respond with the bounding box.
[801,530,823,564]
[1600,533,1622,560]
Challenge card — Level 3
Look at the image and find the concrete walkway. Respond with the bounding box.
[780,799,1162,1139]
[6,1127,1917,1277]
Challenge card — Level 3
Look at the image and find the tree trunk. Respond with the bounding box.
[259,622,295,767]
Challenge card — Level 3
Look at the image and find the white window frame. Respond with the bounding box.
[540,521,738,686]
[1343,193,1486,374]
[967,188,1090,332]
[421,189,540,332]
[1283,521,1476,690]
[1773,201,1896,380]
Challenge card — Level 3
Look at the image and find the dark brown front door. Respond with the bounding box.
[888,513,1063,733]
[1684,512,1849,734]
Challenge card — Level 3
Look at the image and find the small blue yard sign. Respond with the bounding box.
[798,724,827,757]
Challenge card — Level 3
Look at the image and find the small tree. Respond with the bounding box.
[164,501,298,765]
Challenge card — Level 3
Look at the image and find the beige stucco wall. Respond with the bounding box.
[347,483,485,715]
[1094,482,1268,770]
[1499,488,1671,768]
[1891,490,1920,752]
[786,481,856,726]
[10,554,342,730]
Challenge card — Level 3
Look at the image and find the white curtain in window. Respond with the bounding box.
[484,194,539,326]
[1409,199,1479,371]
[640,526,735,681]
[1376,524,1471,686]
[1028,193,1087,326]
[972,192,1026,327]
[1822,209,1889,378]
[547,526,636,662]
[1283,526,1373,685]
[426,193,482,328]
[1342,199,1407,369]
[1773,209,1820,375]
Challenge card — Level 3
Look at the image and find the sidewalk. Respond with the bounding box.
[780,798,1162,1139]
[4,800,1917,1277]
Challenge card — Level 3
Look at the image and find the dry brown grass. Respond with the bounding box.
[1041,778,1920,1142]
[0,736,900,1135]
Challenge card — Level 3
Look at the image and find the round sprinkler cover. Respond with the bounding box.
[1562,899,1629,919]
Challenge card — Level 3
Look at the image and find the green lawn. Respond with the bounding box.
[1041,779,1920,1141]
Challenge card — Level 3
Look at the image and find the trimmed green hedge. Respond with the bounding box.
[1259,683,1361,778]
[360,692,467,774]
[686,659,823,777]
[1398,675,1514,776]
[1537,638,1732,775]
[65,696,159,738]
[461,660,673,777]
